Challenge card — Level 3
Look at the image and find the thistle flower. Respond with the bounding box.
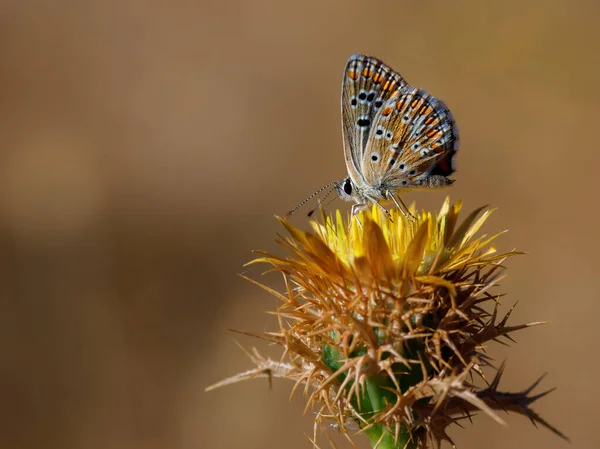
[207,198,568,448]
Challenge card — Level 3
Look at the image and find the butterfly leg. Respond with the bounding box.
[388,192,416,222]
[367,198,394,223]
[350,203,368,229]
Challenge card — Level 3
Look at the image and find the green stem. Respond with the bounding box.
[322,344,417,449]
[361,376,415,449]
[364,425,401,449]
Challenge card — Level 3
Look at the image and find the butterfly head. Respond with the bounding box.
[336,177,360,202]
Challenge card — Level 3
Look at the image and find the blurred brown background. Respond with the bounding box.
[0,1,596,448]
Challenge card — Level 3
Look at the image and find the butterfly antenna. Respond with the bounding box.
[285,180,339,219]
[307,185,338,218]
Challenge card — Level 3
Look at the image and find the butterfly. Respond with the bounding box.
[287,54,459,221]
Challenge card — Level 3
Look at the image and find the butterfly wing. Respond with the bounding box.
[359,86,459,191]
[341,54,409,187]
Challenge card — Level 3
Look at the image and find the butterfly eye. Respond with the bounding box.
[370,152,380,162]
[385,131,393,141]
[411,142,421,151]
[358,90,368,103]
[402,114,411,124]
[398,163,406,171]
[366,91,376,103]
[375,126,385,139]
[374,99,384,109]
[350,97,358,108]
[420,148,430,157]
[343,179,353,195]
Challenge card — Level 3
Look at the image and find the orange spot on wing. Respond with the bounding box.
[373,73,382,83]
[383,80,396,91]
[362,67,373,78]
[410,98,422,109]
[381,106,393,116]
[348,70,358,80]
[396,100,406,111]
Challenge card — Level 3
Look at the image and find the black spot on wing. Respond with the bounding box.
[357,118,371,128]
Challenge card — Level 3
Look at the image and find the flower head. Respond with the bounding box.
[208,198,567,449]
